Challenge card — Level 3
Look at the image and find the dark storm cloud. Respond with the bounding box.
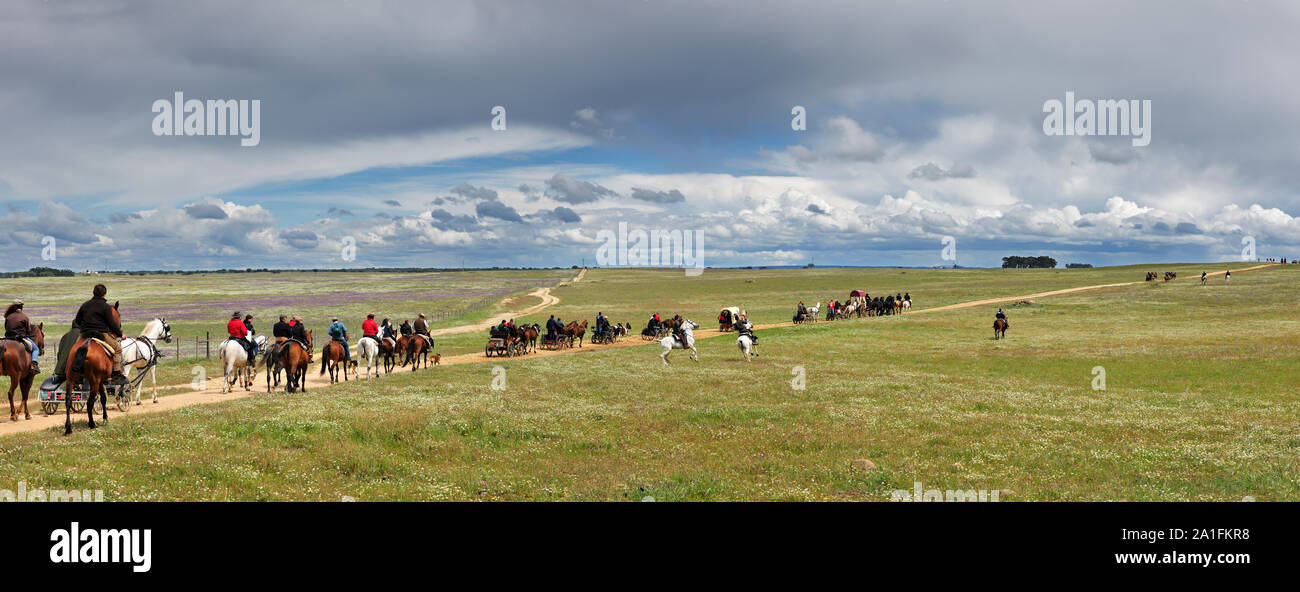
[183,203,228,220]
[383,200,402,207]
[545,173,616,204]
[629,187,686,203]
[475,199,523,222]
[450,183,499,202]
[551,206,581,223]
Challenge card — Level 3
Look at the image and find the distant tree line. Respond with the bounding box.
[1065,263,1093,268]
[0,266,76,278]
[1001,256,1058,269]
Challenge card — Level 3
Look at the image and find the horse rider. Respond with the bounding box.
[273,315,292,345]
[1201,271,1207,283]
[413,313,432,347]
[545,315,559,340]
[361,313,380,350]
[494,319,508,336]
[49,318,80,386]
[735,314,757,344]
[289,316,312,362]
[903,292,911,303]
[399,319,413,337]
[228,311,256,364]
[595,311,606,336]
[1225,270,1231,283]
[995,308,1008,328]
[797,301,807,319]
[379,317,395,344]
[3,299,40,375]
[243,313,259,360]
[74,284,127,386]
[328,317,350,360]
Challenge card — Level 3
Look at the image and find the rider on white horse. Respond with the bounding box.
[660,319,699,365]
[356,313,381,378]
[736,313,759,361]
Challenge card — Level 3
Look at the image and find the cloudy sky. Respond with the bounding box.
[2,0,1298,270]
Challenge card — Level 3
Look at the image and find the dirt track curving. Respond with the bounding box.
[0,264,1273,437]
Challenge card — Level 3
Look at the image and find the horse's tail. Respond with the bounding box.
[319,350,328,375]
[71,344,89,373]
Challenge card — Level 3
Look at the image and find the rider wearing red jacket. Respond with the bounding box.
[361,314,379,347]
[227,311,254,362]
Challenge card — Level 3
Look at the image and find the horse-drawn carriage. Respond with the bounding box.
[540,332,570,350]
[717,306,742,331]
[485,328,528,357]
[590,322,619,345]
[38,373,138,415]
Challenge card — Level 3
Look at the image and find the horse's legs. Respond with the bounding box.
[20,375,32,419]
[690,346,699,362]
[7,377,17,421]
[86,381,97,429]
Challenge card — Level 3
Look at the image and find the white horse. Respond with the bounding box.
[218,334,265,393]
[659,320,699,365]
[902,299,911,312]
[806,302,820,322]
[737,334,757,361]
[120,318,172,404]
[355,336,380,378]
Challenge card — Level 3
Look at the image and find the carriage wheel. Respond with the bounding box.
[116,391,130,412]
[70,400,85,413]
[42,402,58,415]
[485,346,493,357]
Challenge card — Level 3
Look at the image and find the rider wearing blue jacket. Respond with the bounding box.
[329,318,350,360]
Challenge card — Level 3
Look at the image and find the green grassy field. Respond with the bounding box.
[0,264,1295,501]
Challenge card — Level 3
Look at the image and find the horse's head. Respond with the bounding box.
[684,320,699,330]
[111,300,121,326]
[33,322,45,351]
[305,330,313,347]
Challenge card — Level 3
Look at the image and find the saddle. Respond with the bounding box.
[0,337,33,353]
[415,333,433,347]
[90,337,116,358]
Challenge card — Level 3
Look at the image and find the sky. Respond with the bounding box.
[2,0,1298,271]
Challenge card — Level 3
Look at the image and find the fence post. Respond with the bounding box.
[205,331,210,359]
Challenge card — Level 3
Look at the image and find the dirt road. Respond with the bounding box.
[0,264,1273,437]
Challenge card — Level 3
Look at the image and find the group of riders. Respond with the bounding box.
[794,292,912,323]
[2,284,129,388]
[227,310,434,368]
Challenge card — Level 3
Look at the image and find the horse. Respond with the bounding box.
[659,320,699,365]
[319,340,352,383]
[354,336,380,379]
[564,320,588,347]
[737,332,756,362]
[219,335,259,393]
[263,340,285,391]
[522,324,539,353]
[901,299,911,313]
[404,333,433,370]
[64,301,119,434]
[120,318,172,404]
[279,331,312,393]
[993,318,1008,340]
[1,322,44,421]
[806,302,820,322]
[380,336,399,374]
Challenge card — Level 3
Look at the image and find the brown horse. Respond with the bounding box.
[1,322,44,421]
[993,318,1008,340]
[319,340,352,383]
[380,337,398,374]
[280,331,312,392]
[65,302,119,435]
[522,324,539,352]
[564,320,588,347]
[404,334,432,370]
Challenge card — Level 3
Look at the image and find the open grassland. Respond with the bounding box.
[0,264,1294,501]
